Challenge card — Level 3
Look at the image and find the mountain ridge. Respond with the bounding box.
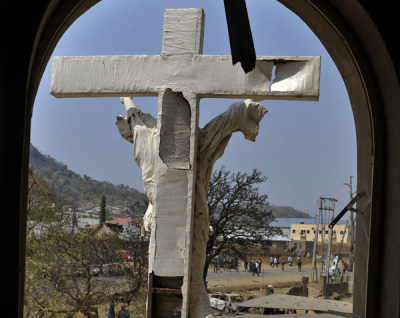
[29,144,311,219]
[29,144,148,218]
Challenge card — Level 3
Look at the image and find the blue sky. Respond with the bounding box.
[31,0,356,217]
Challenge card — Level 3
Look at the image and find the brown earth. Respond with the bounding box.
[206,263,353,316]
[206,264,353,302]
[74,264,353,317]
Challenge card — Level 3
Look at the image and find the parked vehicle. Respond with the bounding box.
[328,265,337,275]
[209,292,244,313]
[117,250,132,261]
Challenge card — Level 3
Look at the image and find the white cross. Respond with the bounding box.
[51,9,320,101]
[51,8,320,317]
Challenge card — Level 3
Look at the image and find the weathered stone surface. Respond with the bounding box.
[51,55,320,100]
[159,89,191,170]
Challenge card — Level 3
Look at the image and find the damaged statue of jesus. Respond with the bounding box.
[116,97,267,317]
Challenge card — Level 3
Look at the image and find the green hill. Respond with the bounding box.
[29,144,147,217]
[29,144,310,219]
[269,205,312,218]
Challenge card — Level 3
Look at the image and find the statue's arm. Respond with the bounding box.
[200,99,267,149]
[198,99,267,183]
[121,97,142,118]
[116,97,157,143]
[115,97,141,143]
[121,97,157,129]
[116,115,133,143]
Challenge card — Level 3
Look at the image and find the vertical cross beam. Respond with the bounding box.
[148,9,204,318]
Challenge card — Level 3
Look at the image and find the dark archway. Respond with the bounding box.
[2,1,398,317]
[279,3,390,317]
[277,2,399,316]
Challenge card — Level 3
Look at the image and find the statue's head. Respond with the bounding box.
[234,100,268,141]
[246,99,268,122]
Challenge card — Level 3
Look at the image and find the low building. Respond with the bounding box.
[264,234,292,254]
[222,228,291,255]
[269,218,316,238]
[90,222,124,238]
[84,217,143,239]
[289,222,350,254]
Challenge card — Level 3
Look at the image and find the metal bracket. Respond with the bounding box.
[329,191,369,229]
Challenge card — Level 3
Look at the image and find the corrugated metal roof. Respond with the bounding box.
[224,230,291,241]
[269,218,316,228]
[235,294,352,313]
[82,217,142,229]
[106,217,142,226]
[230,314,344,318]
[265,235,291,242]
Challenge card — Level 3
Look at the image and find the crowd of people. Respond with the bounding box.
[210,252,352,278]
[210,253,305,275]
[211,255,240,272]
[244,258,263,276]
[267,255,302,271]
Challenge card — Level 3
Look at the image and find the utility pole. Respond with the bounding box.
[319,198,337,276]
[325,199,336,283]
[321,201,325,272]
[343,176,355,271]
[311,200,322,282]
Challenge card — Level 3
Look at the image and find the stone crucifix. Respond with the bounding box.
[50,8,320,318]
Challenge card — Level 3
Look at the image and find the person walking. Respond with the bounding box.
[258,258,262,273]
[270,256,274,267]
[249,258,254,273]
[274,257,279,268]
[281,258,285,271]
[333,255,338,266]
[212,258,218,273]
[253,260,259,276]
[297,257,302,272]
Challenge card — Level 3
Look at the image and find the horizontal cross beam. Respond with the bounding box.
[51,55,320,101]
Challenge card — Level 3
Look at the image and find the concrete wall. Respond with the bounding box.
[290,223,350,244]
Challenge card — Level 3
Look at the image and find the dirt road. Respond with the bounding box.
[206,263,354,305]
[207,264,313,293]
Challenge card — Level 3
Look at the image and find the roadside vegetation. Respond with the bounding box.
[204,166,280,283]
[25,171,148,318]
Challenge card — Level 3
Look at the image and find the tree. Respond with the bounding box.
[100,194,106,223]
[25,173,148,318]
[204,166,279,282]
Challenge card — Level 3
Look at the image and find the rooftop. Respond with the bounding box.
[269,218,316,228]
[83,217,142,230]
